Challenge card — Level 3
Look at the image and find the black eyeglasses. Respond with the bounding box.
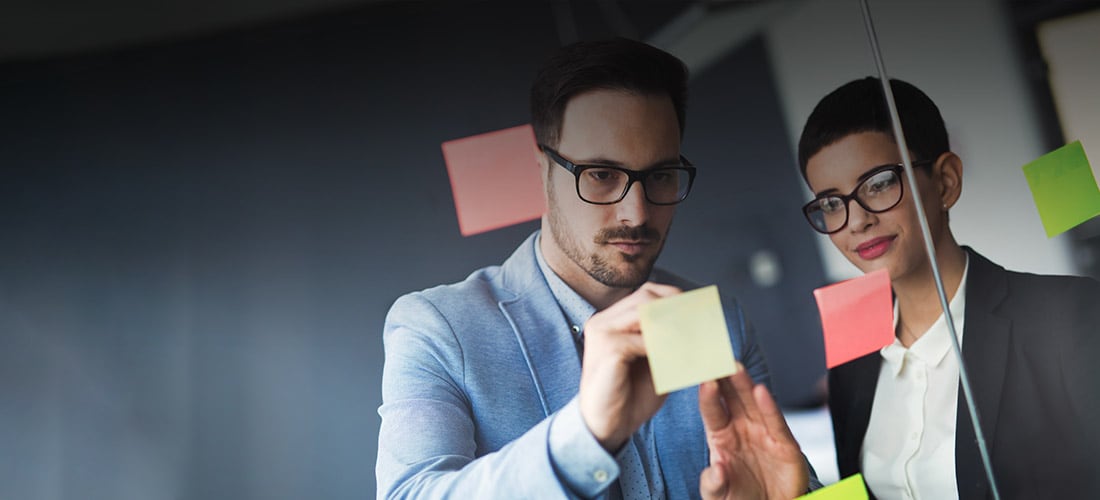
[801,162,932,234]
[539,145,696,205]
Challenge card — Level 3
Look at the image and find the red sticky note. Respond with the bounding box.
[813,269,894,368]
[441,124,547,236]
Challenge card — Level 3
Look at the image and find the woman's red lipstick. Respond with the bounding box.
[856,236,895,260]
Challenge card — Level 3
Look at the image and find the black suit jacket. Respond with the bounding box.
[828,248,1100,499]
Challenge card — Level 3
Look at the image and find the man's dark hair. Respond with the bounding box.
[797,77,949,178]
[530,37,689,148]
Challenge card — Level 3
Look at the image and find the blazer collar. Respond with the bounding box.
[497,231,583,417]
[955,247,1011,499]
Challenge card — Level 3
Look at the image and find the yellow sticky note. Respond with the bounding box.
[639,285,737,395]
[796,473,868,500]
[1022,140,1100,237]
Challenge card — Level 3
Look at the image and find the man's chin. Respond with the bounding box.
[587,257,656,289]
[591,273,649,289]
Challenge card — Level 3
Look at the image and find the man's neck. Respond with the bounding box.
[539,233,634,311]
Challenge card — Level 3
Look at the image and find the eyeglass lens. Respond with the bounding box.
[806,168,903,233]
[578,167,691,204]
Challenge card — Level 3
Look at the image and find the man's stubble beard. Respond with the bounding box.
[546,180,666,289]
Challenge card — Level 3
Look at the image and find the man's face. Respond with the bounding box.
[542,89,682,290]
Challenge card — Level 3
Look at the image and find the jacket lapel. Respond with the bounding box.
[497,233,583,417]
[836,353,882,475]
[496,233,654,499]
[955,248,1011,499]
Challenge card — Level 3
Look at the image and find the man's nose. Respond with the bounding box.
[615,180,650,226]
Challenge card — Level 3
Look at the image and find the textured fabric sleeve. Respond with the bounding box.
[376,292,584,499]
[547,399,620,498]
[720,291,771,390]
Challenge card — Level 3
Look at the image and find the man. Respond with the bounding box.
[377,38,812,499]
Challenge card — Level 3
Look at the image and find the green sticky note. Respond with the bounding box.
[1022,141,1100,237]
[639,285,737,395]
[797,473,868,500]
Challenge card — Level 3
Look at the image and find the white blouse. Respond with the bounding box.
[861,259,969,500]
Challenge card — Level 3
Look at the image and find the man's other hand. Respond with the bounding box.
[698,366,809,499]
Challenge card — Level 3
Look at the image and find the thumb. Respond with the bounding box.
[700,462,729,499]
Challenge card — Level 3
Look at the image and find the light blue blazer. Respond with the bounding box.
[376,232,773,499]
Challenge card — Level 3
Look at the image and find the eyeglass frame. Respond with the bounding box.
[538,144,697,205]
[801,161,933,235]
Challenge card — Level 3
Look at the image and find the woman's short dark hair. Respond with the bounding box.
[530,37,689,148]
[797,77,949,178]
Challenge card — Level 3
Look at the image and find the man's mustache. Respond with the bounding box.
[594,225,661,244]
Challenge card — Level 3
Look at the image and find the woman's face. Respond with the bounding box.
[804,131,950,283]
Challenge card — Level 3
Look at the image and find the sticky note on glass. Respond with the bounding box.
[441,124,546,236]
[640,285,737,395]
[1022,140,1100,238]
[796,473,868,500]
[813,269,893,369]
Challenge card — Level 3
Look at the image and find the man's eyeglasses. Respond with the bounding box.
[801,162,932,234]
[539,145,696,205]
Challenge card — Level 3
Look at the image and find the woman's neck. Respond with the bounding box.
[893,242,967,347]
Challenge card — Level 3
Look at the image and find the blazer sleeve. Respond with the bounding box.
[375,292,607,499]
[720,291,771,391]
[1058,277,1100,462]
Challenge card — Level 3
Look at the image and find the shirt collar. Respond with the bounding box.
[881,254,970,376]
[534,233,597,335]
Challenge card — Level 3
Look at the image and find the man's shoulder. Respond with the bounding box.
[391,233,543,317]
[391,264,509,317]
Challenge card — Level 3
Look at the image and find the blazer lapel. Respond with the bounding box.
[836,353,882,475]
[955,249,1011,499]
[497,233,582,417]
[497,234,655,499]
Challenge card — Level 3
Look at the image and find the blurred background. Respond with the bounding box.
[1,0,1097,498]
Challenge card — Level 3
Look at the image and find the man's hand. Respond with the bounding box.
[579,282,679,451]
[698,365,809,500]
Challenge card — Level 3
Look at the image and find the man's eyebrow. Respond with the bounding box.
[571,156,621,166]
[574,156,684,169]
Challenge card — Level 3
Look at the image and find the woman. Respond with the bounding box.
[797,77,1100,499]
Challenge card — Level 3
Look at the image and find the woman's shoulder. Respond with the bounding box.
[966,246,1100,300]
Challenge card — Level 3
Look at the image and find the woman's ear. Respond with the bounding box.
[934,151,963,210]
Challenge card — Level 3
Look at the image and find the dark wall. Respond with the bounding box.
[0,2,826,498]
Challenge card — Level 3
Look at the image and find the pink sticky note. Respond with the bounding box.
[441,124,546,236]
[813,269,894,368]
